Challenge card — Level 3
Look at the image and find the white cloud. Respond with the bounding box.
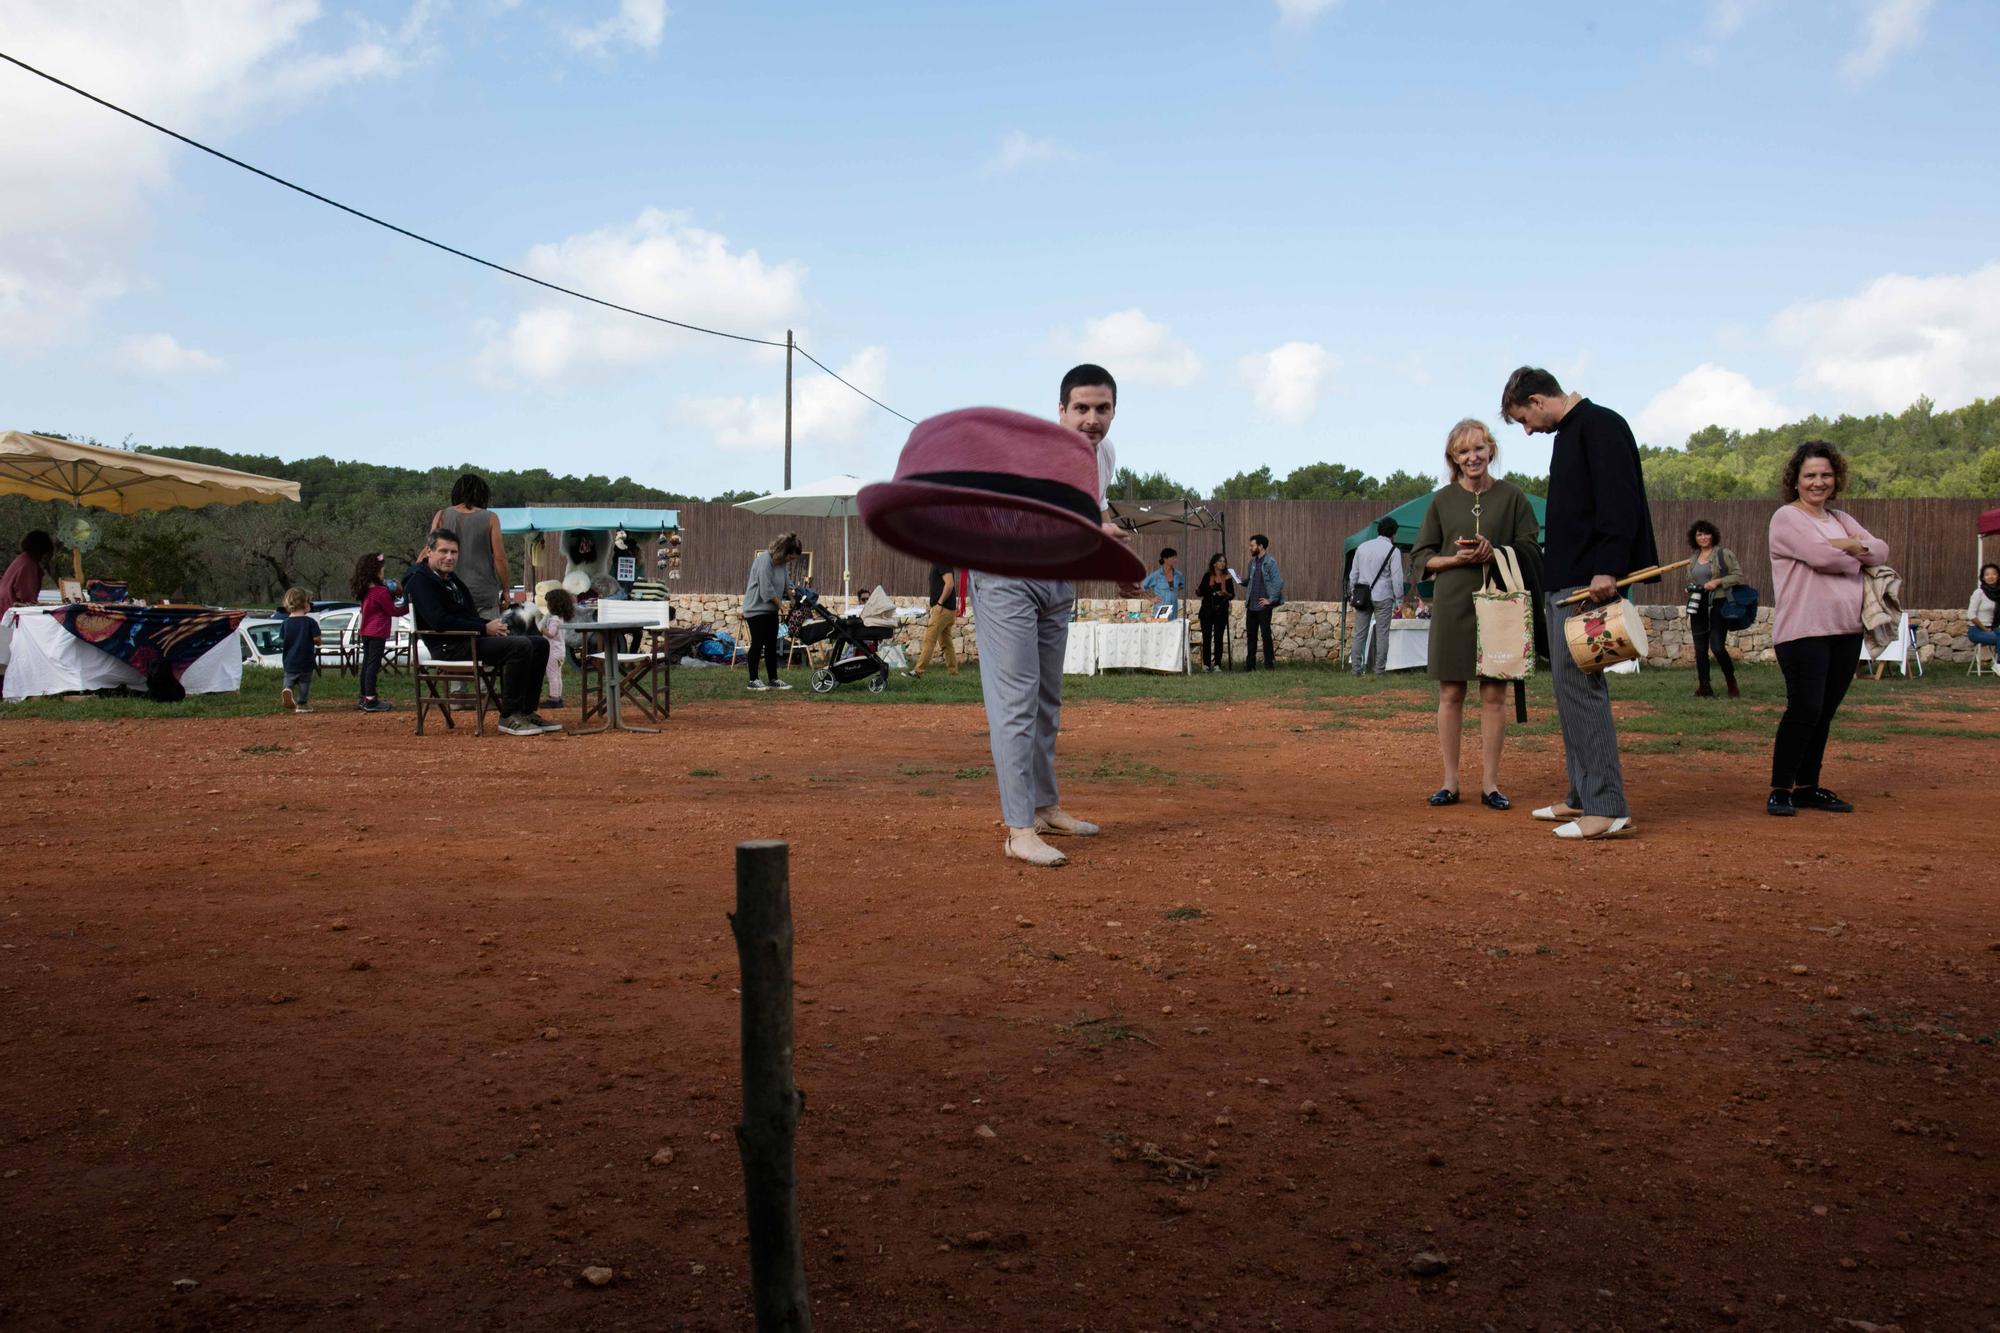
[564,0,667,54]
[1689,0,1755,63]
[678,347,888,453]
[1238,341,1336,426]
[1056,309,1202,388]
[0,0,435,348]
[1274,0,1341,31]
[1771,262,2000,413]
[1840,0,1930,81]
[475,209,806,384]
[119,333,225,376]
[1634,363,1791,446]
[987,131,1066,174]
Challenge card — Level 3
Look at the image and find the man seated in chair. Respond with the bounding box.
[406,528,560,736]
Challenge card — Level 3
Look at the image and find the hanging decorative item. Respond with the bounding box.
[565,530,598,565]
[58,510,102,554]
[654,531,670,572]
[610,528,639,593]
[666,529,683,580]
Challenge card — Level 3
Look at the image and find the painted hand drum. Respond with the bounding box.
[1563,599,1649,673]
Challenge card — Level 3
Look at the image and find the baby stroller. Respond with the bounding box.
[794,590,893,694]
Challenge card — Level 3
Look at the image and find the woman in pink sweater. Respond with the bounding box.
[1765,441,1888,817]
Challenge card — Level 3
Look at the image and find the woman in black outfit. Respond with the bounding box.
[1195,553,1235,672]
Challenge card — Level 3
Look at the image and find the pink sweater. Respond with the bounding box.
[1767,505,1888,646]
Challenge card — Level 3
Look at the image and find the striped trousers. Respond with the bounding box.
[1547,588,1630,817]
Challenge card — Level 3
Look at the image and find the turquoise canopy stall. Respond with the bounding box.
[490,507,679,600]
[490,506,678,534]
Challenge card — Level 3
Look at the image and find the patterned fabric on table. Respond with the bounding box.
[51,605,246,679]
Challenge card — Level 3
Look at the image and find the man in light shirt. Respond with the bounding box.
[1347,517,1405,676]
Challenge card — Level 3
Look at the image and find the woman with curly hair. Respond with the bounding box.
[1684,519,1743,699]
[1766,440,1887,817]
[430,472,508,620]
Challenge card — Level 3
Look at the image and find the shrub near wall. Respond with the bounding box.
[657,594,1983,670]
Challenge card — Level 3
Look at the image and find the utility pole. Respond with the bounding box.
[783,329,794,490]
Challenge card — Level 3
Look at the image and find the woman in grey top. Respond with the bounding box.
[1685,519,1743,699]
[742,532,800,690]
[430,473,509,619]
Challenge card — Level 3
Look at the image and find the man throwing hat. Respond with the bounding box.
[970,364,1125,866]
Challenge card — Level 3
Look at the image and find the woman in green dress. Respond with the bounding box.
[1408,419,1542,810]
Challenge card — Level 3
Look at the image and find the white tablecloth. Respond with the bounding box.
[1093,621,1188,673]
[1062,620,1188,674]
[1062,622,1099,675]
[1,607,243,700]
[1385,619,1430,672]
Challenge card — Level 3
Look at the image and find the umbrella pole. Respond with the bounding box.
[73,548,83,582]
[842,515,851,613]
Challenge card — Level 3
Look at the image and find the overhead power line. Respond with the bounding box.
[794,342,917,427]
[0,49,920,430]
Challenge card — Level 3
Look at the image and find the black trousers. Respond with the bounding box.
[475,634,549,716]
[1199,608,1229,667]
[1771,633,1861,789]
[358,635,386,700]
[1243,606,1275,669]
[745,611,780,683]
[1690,610,1736,688]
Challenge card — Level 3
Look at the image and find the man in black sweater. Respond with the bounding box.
[406,528,556,736]
[1501,367,1659,841]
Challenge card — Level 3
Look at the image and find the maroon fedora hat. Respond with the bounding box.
[858,407,1145,583]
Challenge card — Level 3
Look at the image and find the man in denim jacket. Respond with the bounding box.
[1241,535,1284,671]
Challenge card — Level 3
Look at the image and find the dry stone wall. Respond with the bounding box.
[654,592,1984,669]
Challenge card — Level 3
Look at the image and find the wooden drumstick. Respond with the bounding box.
[1556,560,1693,606]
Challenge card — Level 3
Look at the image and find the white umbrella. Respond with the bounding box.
[734,474,864,609]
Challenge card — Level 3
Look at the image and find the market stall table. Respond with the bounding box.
[1061,621,1099,675]
[571,618,666,734]
[1093,620,1188,673]
[1061,620,1190,675]
[1385,619,1430,672]
[2,605,243,700]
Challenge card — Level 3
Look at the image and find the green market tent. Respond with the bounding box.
[1336,489,1546,661]
[1339,489,1546,595]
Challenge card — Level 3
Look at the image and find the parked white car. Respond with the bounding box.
[237,608,359,670]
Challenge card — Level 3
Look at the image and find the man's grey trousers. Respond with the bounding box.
[971,573,1072,829]
[1547,587,1631,818]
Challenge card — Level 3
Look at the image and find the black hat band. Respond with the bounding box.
[906,471,1099,525]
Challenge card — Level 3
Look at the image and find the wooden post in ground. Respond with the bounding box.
[730,839,811,1332]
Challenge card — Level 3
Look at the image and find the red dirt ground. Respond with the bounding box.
[1,695,1995,1332]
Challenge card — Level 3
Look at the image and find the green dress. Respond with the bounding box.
[1408,479,1540,682]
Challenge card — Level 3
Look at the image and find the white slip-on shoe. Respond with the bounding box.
[1004,830,1068,867]
[1034,808,1100,837]
[1553,816,1635,840]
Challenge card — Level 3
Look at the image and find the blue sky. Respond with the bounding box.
[1,0,1994,498]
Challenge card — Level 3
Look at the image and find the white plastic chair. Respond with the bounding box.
[1859,611,1920,679]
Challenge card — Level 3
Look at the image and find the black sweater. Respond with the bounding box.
[406,563,485,656]
[1542,399,1660,592]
